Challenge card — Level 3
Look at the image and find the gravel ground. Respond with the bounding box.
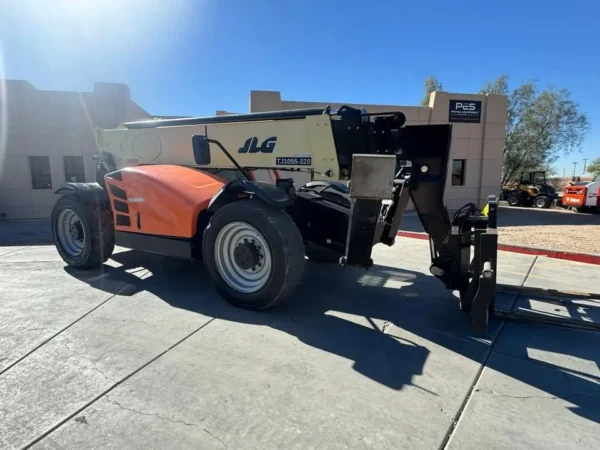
[498,224,600,255]
[400,205,600,256]
[497,205,600,255]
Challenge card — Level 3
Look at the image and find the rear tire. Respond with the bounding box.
[534,195,551,208]
[202,201,305,310]
[507,194,521,207]
[51,195,115,268]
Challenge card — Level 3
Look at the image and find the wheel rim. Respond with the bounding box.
[56,208,86,257]
[535,198,545,207]
[214,221,272,294]
[509,197,518,206]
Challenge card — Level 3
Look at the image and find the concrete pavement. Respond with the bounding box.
[0,236,599,449]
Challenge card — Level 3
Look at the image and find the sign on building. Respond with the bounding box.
[448,100,482,123]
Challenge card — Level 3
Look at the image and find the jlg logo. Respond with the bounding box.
[238,137,277,154]
[454,102,477,111]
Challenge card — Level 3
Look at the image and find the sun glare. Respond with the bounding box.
[18,0,190,51]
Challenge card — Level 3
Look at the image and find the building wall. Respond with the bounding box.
[249,90,507,209]
[0,80,151,219]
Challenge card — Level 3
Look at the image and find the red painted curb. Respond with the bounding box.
[396,231,600,266]
[397,231,429,241]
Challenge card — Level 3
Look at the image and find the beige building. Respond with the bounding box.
[0,80,151,219]
[249,90,507,210]
[0,81,506,219]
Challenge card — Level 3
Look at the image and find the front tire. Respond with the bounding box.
[203,201,305,310]
[51,195,115,268]
[534,195,551,208]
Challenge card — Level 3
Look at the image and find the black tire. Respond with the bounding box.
[534,195,551,209]
[507,194,521,207]
[51,195,115,268]
[202,200,305,310]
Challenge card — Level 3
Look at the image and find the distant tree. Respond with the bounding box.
[480,75,590,185]
[479,74,509,95]
[421,76,443,106]
[420,75,590,184]
[587,157,600,174]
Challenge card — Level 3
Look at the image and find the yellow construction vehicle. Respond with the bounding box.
[51,106,498,330]
[501,171,557,208]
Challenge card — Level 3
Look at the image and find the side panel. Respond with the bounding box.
[585,182,600,207]
[104,165,224,238]
[114,232,193,259]
[562,186,586,207]
[98,115,340,177]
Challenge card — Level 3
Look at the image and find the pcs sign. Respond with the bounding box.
[449,100,482,123]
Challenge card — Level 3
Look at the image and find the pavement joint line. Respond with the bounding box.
[0,246,31,258]
[439,257,537,450]
[0,260,66,264]
[20,316,218,450]
[438,320,505,450]
[522,255,538,287]
[439,322,505,450]
[0,282,132,378]
[1,255,168,379]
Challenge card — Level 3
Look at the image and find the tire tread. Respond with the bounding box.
[203,201,305,309]
[52,195,114,268]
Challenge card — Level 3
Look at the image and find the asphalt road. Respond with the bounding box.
[1,230,599,449]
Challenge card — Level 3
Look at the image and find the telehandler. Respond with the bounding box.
[51,106,498,330]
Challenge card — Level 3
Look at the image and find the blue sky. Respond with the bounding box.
[1,0,598,175]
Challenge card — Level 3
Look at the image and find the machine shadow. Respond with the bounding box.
[0,219,53,246]
[64,249,599,422]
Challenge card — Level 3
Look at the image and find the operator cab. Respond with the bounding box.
[520,171,546,186]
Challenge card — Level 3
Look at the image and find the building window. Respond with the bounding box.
[29,156,52,189]
[64,156,85,182]
[451,159,466,186]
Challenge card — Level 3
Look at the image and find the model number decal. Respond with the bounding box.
[276,157,312,166]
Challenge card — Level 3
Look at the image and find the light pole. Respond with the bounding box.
[583,158,588,174]
[572,162,578,181]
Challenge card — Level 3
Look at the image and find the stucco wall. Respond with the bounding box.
[0,81,151,219]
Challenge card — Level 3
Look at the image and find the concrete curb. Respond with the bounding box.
[396,231,600,266]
